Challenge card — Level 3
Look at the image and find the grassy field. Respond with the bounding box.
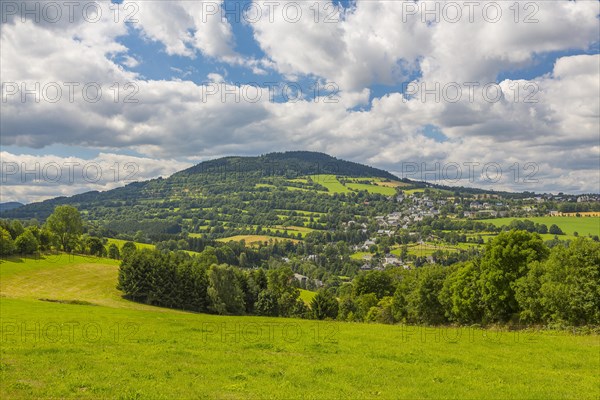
[216,235,300,246]
[483,216,600,237]
[346,183,397,196]
[106,238,155,250]
[272,225,314,238]
[299,289,317,305]
[0,255,166,312]
[350,251,372,260]
[309,175,404,196]
[1,256,599,399]
[403,188,426,195]
[309,174,349,194]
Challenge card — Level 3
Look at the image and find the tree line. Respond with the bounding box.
[338,231,599,327]
[118,229,599,328]
[117,248,341,320]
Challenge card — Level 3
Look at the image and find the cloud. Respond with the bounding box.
[251,1,599,91]
[1,0,598,197]
[133,1,237,60]
[0,151,192,203]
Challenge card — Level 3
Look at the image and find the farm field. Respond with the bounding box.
[346,183,396,196]
[309,174,350,194]
[1,256,598,399]
[106,238,155,250]
[310,175,406,195]
[483,216,600,237]
[272,225,314,238]
[350,251,372,260]
[0,255,162,312]
[216,235,300,245]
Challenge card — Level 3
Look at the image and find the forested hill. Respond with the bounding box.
[1,151,407,224]
[175,151,399,180]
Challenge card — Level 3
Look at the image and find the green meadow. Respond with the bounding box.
[106,238,155,251]
[310,175,350,194]
[346,183,396,196]
[309,175,405,196]
[1,255,598,399]
[484,216,600,237]
[299,289,317,305]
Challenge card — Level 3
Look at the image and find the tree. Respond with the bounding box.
[311,289,339,320]
[121,241,137,260]
[7,220,24,240]
[36,227,56,251]
[353,270,394,299]
[356,293,379,321]
[513,260,546,324]
[439,262,483,324]
[207,264,245,315]
[239,252,249,268]
[528,238,600,325]
[266,267,301,316]
[337,297,357,321]
[366,296,395,324]
[291,298,311,319]
[14,229,39,255]
[86,236,105,257]
[478,230,549,322]
[197,246,218,267]
[255,290,279,316]
[45,205,83,252]
[118,249,158,303]
[549,224,563,235]
[108,243,120,259]
[406,264,449,325]
[0,227,15,256]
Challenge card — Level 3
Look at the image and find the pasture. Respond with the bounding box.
[216,235,300,246]
[484,216,600,237]
[0,255,598,399]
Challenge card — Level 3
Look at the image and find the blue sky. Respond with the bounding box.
[1,0,599,202]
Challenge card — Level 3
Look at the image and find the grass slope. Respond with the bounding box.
[1,256,598,399]
[346,183,396,196]
[310,175,349,194]
[106,238,155,250]
[299,289,317,305]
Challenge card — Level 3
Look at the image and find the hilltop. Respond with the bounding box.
[0,202,23,212]
[1,152,415,232]
[176,151,399,180]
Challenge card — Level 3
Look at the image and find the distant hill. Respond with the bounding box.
[176,151,399,180]
[0,202,24,213]
[1,152,405,225]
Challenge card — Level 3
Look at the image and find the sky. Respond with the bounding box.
[1,0,599,203]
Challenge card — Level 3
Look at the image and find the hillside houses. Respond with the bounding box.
[358,239,376,250]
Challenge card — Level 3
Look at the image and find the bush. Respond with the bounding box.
[15,229,39,255]
[0,227,16,256]
[311,289,339,320]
